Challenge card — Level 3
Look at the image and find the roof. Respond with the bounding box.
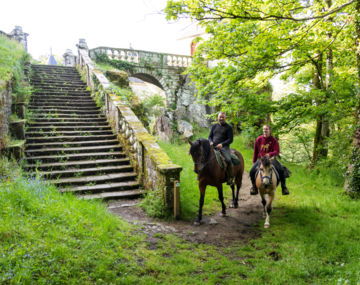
[47,54,57,65]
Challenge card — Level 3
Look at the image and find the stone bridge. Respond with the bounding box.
[64,39,209,129]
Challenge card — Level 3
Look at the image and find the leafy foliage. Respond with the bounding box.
[165,0,358,174]
[0,35,32,102]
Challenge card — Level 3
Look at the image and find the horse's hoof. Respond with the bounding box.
[229,202,234,208]
[220,212,227,217]
[264,223,270,228]
[193,220,201,226]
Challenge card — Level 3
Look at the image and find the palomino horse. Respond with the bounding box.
[255,156,279,228]
[189,138,245,225]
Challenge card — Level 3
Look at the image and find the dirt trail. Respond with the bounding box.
[107,172,263,247]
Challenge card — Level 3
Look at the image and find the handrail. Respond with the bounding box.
[89,46,192,68]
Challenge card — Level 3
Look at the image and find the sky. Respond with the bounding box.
[0,0,196,60]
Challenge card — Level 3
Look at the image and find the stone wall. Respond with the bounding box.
[77,40,182,212]
[89,46,210,129]
[0,80,12,152]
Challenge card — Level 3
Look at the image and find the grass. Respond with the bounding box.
[1,131,360,284]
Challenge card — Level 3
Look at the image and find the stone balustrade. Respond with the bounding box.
[77,41,182,215]
[89,46,192,68]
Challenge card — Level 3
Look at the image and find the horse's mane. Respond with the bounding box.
[260,156,271,167]
[190,138,211,163]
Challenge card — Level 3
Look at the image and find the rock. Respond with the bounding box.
[209,218,218,225]
[154,115,173,142]
[177,120,193,139]
[105,70,129,88]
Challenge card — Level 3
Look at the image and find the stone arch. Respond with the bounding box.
[129,67,176,107]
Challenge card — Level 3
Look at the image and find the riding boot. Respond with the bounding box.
[226,165,234,185]
[281,180,290,195]
[250,173,258,195]
[250,184,258,195]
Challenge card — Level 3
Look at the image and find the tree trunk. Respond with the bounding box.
[345,0,360,194]
[312,54,330,165]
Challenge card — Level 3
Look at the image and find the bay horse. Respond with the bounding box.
[255,156,279,228]
[189,138,244,225]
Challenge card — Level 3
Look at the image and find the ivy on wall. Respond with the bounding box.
[95,53,135,73]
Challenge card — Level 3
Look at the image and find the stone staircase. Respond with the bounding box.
[25,64,144,199]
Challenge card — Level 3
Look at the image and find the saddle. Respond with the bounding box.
[213,149,240,169]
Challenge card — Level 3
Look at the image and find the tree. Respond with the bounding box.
[165,0,360,185]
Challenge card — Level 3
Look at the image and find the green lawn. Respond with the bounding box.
[1,133,360,284]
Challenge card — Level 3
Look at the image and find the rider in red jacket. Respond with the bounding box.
[249,125,290,195]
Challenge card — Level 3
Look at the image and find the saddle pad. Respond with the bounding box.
[231,152,241,165]
[213,149,241,169]
[214,149,225,169]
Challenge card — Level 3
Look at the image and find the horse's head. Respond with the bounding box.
[189,138,211,174]
[258,156,274,187]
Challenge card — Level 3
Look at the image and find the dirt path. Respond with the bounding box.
[107,172,263,247]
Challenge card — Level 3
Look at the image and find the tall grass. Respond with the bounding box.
[2,129,360,284]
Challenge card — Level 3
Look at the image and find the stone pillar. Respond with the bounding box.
[10,26,29,51]
[78,38,88,50]
[63,49,76,66]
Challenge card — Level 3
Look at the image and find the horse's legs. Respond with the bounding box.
[230,184,236,208]
[217,184,227,216]
[230,170,242,208]
[260,195,267,219]
[194,184,206,225]
[264,193,274,228]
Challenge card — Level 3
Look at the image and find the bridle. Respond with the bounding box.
[259,164,275,186]
[192,145,216,174]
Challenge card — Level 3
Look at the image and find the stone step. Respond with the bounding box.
[28,104,100,109]
[28,64,141,200]
[27,108,100,114]
[79,189,145,200]
[26,134,116,143]
[37,165,134,178]
[30,93,92,98]
[31,81,86,86]
[28,113,104,119]
[27,117,107,124]
[49,172,137,186]
[32,64,77,70]
[26,125,111,132]
[31,80,85,85]
[29,121,107,127]
[32,83,87,88]
[31,75,82,81]
[30,97,94,102]
[59,181,140,194]
[26,130,114,137]
[25,151,126,163]
[24,158,130,171]
[32,91,91,96]
[26,144,121,155]
[26,139,119,149]
[28,102,97,108]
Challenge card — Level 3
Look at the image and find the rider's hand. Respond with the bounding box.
[265,153,270,158]
[210,142,214,146]
[216,144,223,149]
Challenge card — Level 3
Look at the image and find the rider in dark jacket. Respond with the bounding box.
[208,112,234,185]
